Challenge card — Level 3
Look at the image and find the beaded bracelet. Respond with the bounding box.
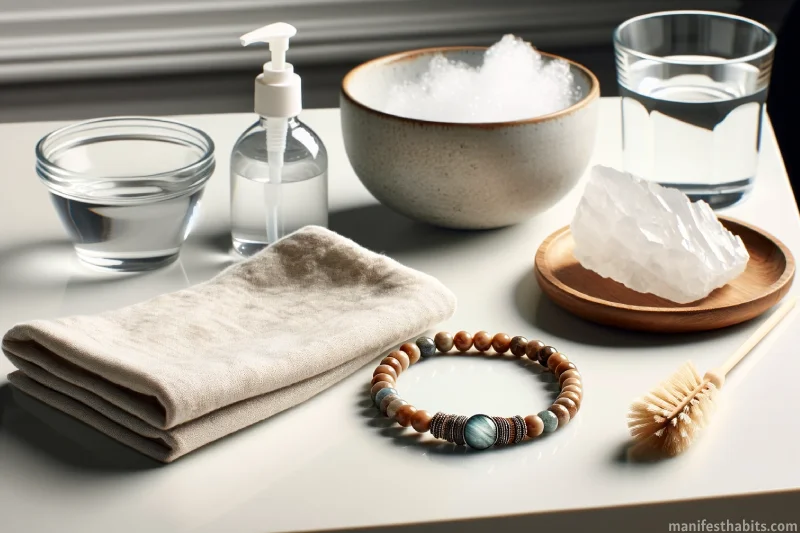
[370,331,582,450]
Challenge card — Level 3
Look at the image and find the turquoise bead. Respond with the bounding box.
[374,387,398,407]
[463,414,497,450]
[538,410,558,433]
[416,336,436,357]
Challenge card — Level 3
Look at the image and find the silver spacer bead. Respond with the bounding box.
[444,414,458,443]
[492,416,511,446]
[453,415,469,446]
[507,417,517,444]
[512,415,527,443]
[430,412,446,439]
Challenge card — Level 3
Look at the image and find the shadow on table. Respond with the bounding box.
[190,203,505,258]
[0,238,192,292]
[0,384,160,471]
[0,239,79,292]
[60,260,195,315]
[329,203,503,256]
[335,490,800,533]
[189,230,232,255]
[514,269,748,348]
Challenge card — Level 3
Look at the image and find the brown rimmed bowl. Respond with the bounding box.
[340,46,600,229]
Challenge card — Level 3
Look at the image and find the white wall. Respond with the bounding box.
[0,0,744,84]
[6,0,792,122]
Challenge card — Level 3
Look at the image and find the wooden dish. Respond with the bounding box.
[534,217,795,332]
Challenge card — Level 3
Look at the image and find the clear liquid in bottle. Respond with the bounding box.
[230,117,328,257]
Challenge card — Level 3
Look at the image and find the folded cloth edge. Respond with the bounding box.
[3,226,457,429]
[7,339,382,462]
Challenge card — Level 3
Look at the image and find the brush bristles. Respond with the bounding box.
[627,361,717,458]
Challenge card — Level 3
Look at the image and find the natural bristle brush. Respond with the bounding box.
[627,296,797,459]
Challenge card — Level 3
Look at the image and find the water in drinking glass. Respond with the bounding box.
[620,57,766,208]
[614,11,776,209]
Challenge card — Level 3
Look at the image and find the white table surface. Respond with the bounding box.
[0,99,799,533]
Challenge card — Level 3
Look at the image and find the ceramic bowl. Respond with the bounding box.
[340,47,600,229]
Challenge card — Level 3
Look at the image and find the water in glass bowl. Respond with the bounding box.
[46,138,207,271]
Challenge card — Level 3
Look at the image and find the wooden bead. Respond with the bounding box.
[390,350,410,370]
[381,357,403,376]
[411,410,433,432]
[547,352,568,372]
[454,331,473,352]
[371,373,395,386]
[562,377,582,389]
[561,384,582,396]
[559,390,582,407]
[554,361,577,377]
[400,342,421,364]
[473,331,492,351]
[537,345,558,366]
[370,381,393,399]
[554,397,578,418]
[395,404,417,427]
[524,414,544,438]
[549,404,571,427]
[509,336,528,357]
[559,369,581,386]
[491,333,511,353]
[373,364,398,380]
[525,339,546,359]
[434,332,454,352]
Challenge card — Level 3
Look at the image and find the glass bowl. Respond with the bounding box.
[36,117,216,271]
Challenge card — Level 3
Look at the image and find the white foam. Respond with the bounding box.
[383,35,580,123]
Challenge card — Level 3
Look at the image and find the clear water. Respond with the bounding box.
[53,139,200,178]
[620,57,766,208]
[230,170,328,256]
[50,190,203,271]
[230,118,328,257]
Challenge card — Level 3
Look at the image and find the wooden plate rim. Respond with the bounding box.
[534,216,796,314]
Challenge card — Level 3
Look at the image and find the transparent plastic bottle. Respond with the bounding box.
[230,117,328,257]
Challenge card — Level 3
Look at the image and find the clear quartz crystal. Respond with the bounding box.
[570,165,749,303]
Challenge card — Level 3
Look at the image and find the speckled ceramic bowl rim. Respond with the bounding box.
[341,46,600,128]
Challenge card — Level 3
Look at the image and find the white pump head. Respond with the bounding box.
[241,22,295,71]
[241,22,302,118]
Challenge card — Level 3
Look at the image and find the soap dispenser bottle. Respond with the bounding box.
[231,22,328,257]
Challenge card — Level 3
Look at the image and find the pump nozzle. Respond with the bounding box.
[240,22,302,120]
[240,22,296,71]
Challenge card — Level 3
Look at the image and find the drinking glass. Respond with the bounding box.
[614,11,776,208]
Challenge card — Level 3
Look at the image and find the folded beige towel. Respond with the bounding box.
[3,226,456,462]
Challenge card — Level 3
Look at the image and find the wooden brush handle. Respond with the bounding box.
[707,296,797,386]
